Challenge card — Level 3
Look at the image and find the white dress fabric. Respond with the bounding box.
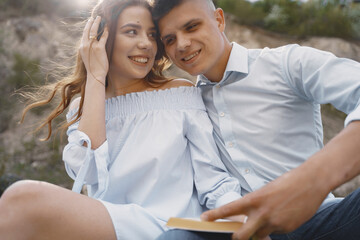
[63,86,241,239]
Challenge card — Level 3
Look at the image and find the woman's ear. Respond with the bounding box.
[214,8,225,32]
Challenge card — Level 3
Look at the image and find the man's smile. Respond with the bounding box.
[182,50,201,62]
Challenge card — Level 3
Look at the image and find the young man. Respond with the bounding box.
[153,0,360,239]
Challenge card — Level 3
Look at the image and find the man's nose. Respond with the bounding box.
[176,34,191,51]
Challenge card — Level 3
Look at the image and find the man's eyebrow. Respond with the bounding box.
[161,19,201,40]
[183,18,201,29]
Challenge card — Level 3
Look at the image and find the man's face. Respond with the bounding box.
[158,0,228,80]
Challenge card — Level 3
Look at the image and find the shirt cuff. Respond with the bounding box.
[94,140,110,165]
[344,105,360,127]
[215,192,242,209]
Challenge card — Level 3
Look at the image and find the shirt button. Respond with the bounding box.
[219,112,225,117]
[245,169,250,174]
[216,85,220,89]
[228,142,233,148]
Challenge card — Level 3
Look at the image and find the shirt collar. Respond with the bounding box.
[197,42,249,86]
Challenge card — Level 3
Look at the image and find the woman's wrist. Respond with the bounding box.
[93,77,106,87]
[87,75,106,87]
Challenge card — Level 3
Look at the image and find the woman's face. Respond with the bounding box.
[110,6,157,81]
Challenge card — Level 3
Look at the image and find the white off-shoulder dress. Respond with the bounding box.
[63,86,241,239]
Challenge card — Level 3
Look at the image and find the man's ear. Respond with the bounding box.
[214,8,225,32]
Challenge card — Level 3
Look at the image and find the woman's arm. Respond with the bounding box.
[78,16,109,149]
[62,17,111,197]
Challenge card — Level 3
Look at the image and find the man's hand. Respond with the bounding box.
[201,167,328,240]
[202,121,360,240]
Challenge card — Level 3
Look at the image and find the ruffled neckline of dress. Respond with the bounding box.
[104,86,205,120]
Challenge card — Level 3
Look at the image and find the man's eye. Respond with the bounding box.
[186,23,198,31]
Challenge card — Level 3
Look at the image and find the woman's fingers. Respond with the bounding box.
[82,16,102,43]
[89,16,102,41]
[82,17,94,42]
[99,27,109,45]
[79,16,109,80]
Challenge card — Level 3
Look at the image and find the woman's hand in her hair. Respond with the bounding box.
[80,16,109,86]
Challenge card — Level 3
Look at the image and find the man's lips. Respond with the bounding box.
[181,50,201,62]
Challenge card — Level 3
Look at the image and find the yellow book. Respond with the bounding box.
[166,217,243,233]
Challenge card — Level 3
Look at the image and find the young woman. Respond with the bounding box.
[0,0,241,239]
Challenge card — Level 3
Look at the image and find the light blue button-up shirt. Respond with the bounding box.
[197,43,360,204]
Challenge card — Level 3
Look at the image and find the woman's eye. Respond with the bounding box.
[148,32,157,39]
[126,29,136,35]
[164,37,175,46]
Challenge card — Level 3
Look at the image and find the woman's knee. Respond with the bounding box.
[1,180,51,219]
[0,180,56,238]
[3,180,45,200]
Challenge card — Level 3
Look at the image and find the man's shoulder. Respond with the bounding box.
[238,43,301,64]
[252,44,298,55]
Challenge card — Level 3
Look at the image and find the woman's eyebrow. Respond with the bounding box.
[119,23,156,31]
[119,23,141,29]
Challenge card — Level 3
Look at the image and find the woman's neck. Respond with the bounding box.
[106,76,151,98]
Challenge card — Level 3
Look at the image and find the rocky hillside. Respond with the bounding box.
[0,12,359,196]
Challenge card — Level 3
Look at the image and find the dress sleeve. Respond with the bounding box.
[185,108,242,209]
[62,109,110,198]
[282,44,360,127]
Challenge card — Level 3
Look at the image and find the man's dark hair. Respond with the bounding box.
[152,0,183,21]
[152,0,215,21]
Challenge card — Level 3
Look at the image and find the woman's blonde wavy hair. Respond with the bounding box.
[20,0,171,141]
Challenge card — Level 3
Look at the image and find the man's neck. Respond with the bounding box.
[203,41,232,82]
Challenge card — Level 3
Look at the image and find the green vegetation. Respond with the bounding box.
[8,136,71,188]
[0,0,94,20]
[0,0,42,19]
[322,103,347,119]
[0,145,9,176]
[0,30,4,54]
[0,93,13,133]
[0,0,39,12]
[7,53,49,115]
[0,53,44,133]
[7,53,42,89]
[0,49,70,188]
[348,5,360,39]
[215,0,360,39]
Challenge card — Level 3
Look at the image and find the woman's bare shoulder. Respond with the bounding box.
[161,78,195,89]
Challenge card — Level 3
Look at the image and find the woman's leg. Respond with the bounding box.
[0,180,116,240]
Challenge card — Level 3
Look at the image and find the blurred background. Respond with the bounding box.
[0,0,359,196]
